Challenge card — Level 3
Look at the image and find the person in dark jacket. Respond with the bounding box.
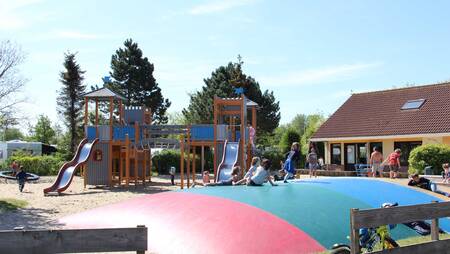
[408,173,449,197]
[16,166,27,192]
[283,142,300,183]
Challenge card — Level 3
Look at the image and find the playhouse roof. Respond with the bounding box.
[312,82,450,140]
[245,98,259,108]
[83,87,127,101]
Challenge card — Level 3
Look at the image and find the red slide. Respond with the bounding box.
[43,138,98,194]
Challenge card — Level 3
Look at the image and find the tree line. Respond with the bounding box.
[0,38,324,164]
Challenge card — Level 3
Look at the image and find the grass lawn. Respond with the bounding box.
[319,233,449,253]
[0,198,28,213]
[396,233,450,246]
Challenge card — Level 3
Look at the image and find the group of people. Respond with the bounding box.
[194,157,278,187]
[369,147,402,179]
[190,142,321,187]
[407,164,450,197]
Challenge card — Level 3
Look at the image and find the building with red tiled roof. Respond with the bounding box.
[310,82,450,171]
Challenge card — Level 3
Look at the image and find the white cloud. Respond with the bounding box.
[260,62,383,87]
[0,0,43,30]
[189,0,256,15]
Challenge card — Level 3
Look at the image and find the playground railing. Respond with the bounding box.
[350,201,450,254]
[85,125,111,141]
[0,225,147,254]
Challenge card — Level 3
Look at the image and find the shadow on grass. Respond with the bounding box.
[0,205,64,230]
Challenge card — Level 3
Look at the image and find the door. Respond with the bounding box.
[344,144,356,170]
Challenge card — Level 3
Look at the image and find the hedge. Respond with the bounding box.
[5,155,65,176]
[152,150,181,175]
[408,144,450,175]
[152,148,214,175]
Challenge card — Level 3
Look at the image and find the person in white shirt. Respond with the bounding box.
[247,159,277,186]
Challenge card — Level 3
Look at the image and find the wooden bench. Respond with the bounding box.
[0,225,147,254]
[350,201,450,254]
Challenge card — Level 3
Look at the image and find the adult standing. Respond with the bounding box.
[307,147,319,178]
[382,149,401,179]
[369,147,383,177]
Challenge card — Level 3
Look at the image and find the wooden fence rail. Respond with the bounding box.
[350,201,450,254]
[0,225,147,254]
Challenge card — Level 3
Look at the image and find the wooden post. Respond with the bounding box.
[149,147,152,182]
[192,147,196,184]
[95,99,99,138]
[180,134,185,189]
[109,98,114,140]
[142,150,146,186]
[240,95,245,174]
[213,97,217,181]
[84,97,89,127]
[350,208,360,254]
[119,149,123,184]
[125,134,130,187]
[201,145,205,172]
[119,100,123,124]
[187,129,191,188]
[431,201,440,241]
[252,106,257,130]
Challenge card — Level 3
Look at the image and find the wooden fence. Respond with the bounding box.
[350,201,450,254]
[0,225,147,254]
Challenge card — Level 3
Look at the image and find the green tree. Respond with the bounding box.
[110,39,171,124]
[290,114,307,137]
[300,114,326,154]
[57,52,86,155]
[4,128,24,141]
[280,128,301,153]
[32,115,55,144]
[182,57,280,135]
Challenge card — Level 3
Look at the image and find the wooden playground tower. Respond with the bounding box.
[82,88,258,189]
[179,94,258,189]
[83,87,152,187]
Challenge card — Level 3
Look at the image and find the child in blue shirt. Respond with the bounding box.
[16,166,27,192]
[283,142,300,183]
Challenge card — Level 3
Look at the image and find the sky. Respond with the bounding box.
[2,0,450,129]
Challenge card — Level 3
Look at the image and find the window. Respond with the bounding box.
[394,141,422,166]
[331,144,341,164]
[369,142,383,154]
[401,99,425,110]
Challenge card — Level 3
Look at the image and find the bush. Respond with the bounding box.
[5,155,65,176]
[279,129,300,153]
[408,144,450,175]
[152,150,181,175]
[261,149,285,170]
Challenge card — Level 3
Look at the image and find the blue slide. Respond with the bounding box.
[216,140,239,182]
[44,138,98,194]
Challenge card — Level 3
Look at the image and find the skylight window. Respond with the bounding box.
[401,99,426,110]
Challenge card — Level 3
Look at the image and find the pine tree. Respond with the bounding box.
[57,52,86,156]
[110,39,171,124]
[182,57,281,135]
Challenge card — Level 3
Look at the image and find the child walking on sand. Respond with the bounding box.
[283,142,300,183]
[169,166,176,185]
[16,166,27,192]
